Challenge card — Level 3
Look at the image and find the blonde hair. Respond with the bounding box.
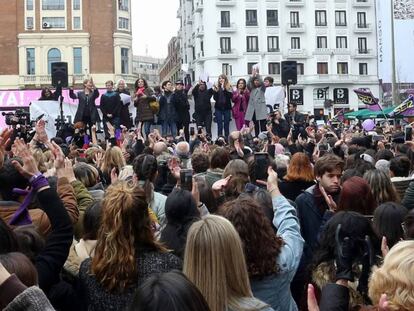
[369,240,414,310]
[101,146,126,175]
[91,182,165,292]
[218,74,232,91]
[183,215,253,311]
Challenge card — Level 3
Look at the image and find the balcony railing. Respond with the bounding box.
[286,23,305,32]
[217,49,238,59]
[286,0,305,6]
[353,0,372,7]
[216,0,236,6]
[353,49,375,58]
[286,49,308,58]
[354,23,373,32]
[217,22,237,32]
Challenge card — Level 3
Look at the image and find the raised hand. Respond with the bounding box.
[11,139,40,179]
[320,184,337,212]
[35,119,48,143]
[0,128,12,169]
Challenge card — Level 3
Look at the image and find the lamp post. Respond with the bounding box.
[391,1,400,105]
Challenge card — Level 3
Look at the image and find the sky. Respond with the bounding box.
[131,0,180,59]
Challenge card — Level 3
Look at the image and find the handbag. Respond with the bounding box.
[149,100,160,114]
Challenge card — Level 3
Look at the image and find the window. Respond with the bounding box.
[221,11,230,27]
[73,17,81,29]
[246,36,259,52]
[73,0,80,10]
[337,62,348,74]
[315,10,327,26]
[247,62,256,75]
[26,17,34,29]
[268,62,280,75]
[335,11,347,26]
[291,37,300,49]
[47,48,61,74]
[42,17,65,28]
[42,0,65,10]
[358,37,367,53]
[222,63,232,76]
[119,0,129,11]
[317,36,327,48]
[267,10,278,26]
[290,11,300,27]
[267,36,279,52]
[246,10,257,26]
[357,12,367,27]
[73,48,82,74]
[121,48,129,74]
[359,63,368,75]
[119,17,129,29]
[26,0,34,10]
[297,63,304,75]
[220,37,231,53]
[317,62,328,74]
[26,48,35,75]
[336,36,348,48]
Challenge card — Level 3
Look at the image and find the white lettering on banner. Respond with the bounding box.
[30,101,137,138]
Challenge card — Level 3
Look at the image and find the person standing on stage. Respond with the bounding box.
[116,79,132,129]
[189,80,214,137]
[100,80,122,139]
[171,80,190,141]
[134,78,156,137]
[69,77,100,135]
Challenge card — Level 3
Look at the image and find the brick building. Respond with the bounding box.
[0,0,135,89]
[159,37,181,83]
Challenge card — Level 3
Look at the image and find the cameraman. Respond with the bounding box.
[284,102,305,139]
[269,110,289,138]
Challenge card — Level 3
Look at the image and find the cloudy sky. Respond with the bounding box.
[131,0,180,59]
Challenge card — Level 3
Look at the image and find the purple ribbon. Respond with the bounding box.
[9,175,49,226]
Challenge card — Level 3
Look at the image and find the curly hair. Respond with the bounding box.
[369,240,414,311]
[219,197,283,277]
[91,182,165,292]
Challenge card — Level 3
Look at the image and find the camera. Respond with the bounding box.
[2,109,30,126]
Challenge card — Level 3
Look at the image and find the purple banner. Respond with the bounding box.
[390,94,414,117]
[354,88,381,111]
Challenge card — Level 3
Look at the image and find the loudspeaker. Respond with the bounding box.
[281,61,297,85]
[51,62,68,87]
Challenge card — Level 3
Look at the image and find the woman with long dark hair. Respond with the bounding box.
[116,79,132,129]
[160,189,201,258]
[134,78,156,137]
[232,78,250,130]
[133,154,167,226]
[220,168,303,310]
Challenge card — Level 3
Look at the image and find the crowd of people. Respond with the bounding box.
[1,73,414,311]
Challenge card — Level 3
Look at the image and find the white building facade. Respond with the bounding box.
[178,0,379,117]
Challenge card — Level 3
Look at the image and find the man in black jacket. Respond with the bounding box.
[171,80,190,141]
[100,80,122,139]
[190,81,214,136]
[284,102,305,140]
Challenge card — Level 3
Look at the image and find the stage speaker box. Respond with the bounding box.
[51,62,68,87]
[281,61,297,85]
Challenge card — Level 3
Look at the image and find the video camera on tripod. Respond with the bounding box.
[2,109,30,126]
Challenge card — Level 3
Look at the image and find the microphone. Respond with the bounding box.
[36,114,45,121]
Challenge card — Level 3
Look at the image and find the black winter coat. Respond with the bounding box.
[192,85,213,114]
[159,91,178,122]
[171,90,190,123]
[100,92,122,119]
[212,88,232,111]
[70,89,101,124]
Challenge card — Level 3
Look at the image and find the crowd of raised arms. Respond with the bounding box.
[1,73,414,311]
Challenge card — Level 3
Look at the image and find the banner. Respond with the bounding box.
[390,94,414,116]
[377,0,414,97]
[354,88,381,111]
[29,100,137,138]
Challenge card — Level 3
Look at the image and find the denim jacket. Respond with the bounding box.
[250,195,304,311]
